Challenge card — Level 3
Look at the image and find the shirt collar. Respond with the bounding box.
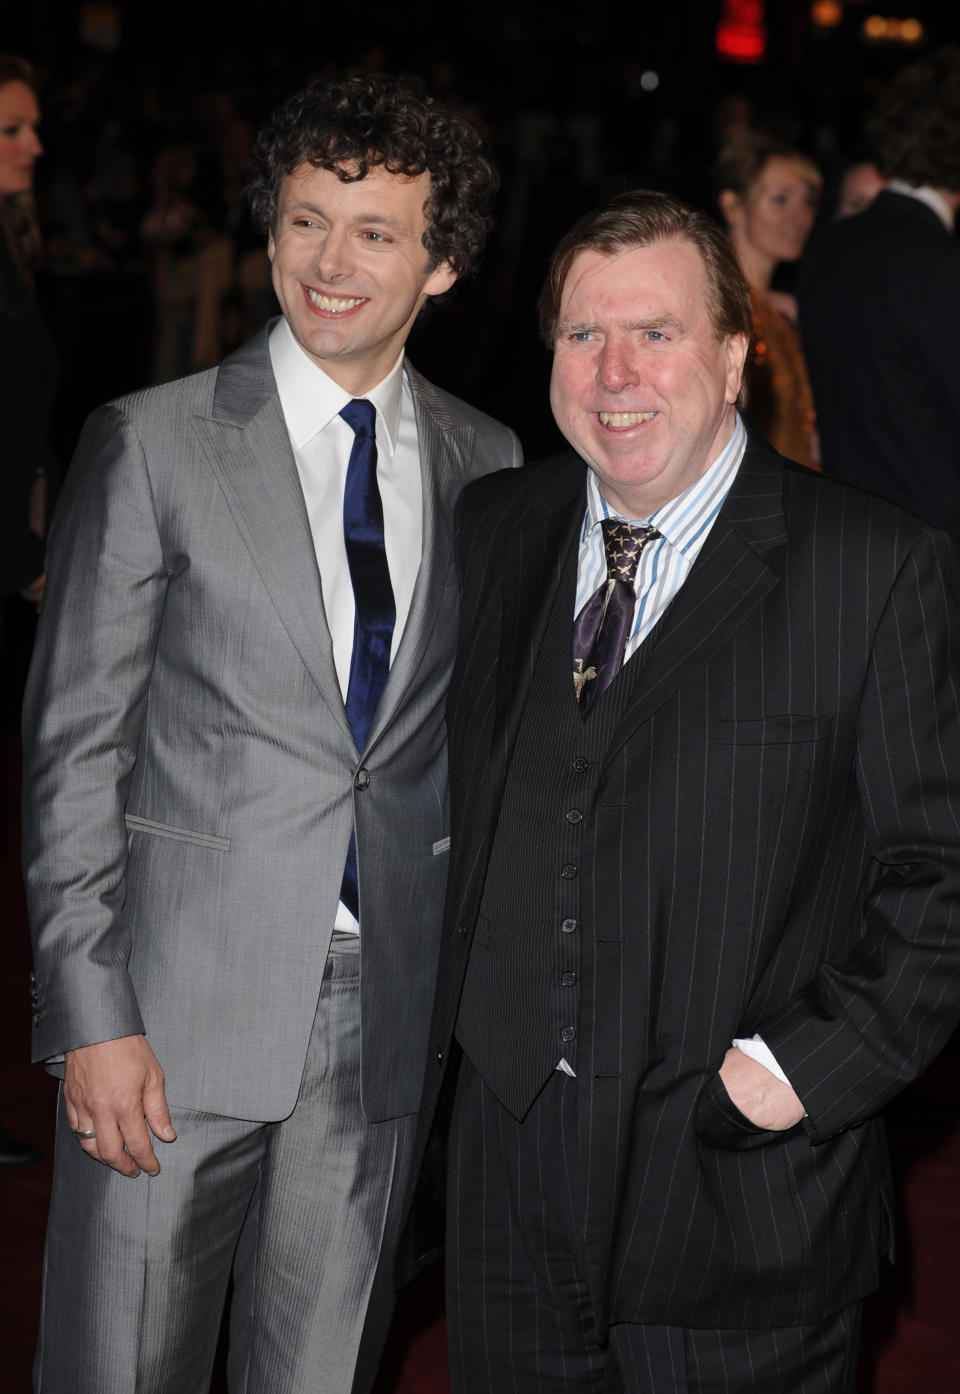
[268,317,405,451]
[585,415,747,552]
[886,180,956,232]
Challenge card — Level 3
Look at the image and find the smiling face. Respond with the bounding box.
[549,237,748,518]
[0,80,42,196]
[724,155,819,269]
[267,162,457,395]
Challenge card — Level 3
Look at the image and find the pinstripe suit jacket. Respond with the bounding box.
[409,428,960,1328]
[22,324,521,1125]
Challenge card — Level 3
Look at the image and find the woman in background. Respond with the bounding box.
[716,132,822,469]
[1,52,52,611]
[0,52,49,1168]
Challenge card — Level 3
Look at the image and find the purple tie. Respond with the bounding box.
[572,518,660,714]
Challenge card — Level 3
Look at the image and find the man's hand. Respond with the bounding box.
[64,1035,176,1176]
[718,1046,805,1132]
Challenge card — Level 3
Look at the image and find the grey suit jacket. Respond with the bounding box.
[22,324,521,1124]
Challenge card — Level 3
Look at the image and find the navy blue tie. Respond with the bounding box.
[339,398,395,919]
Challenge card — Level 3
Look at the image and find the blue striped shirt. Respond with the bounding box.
[568,413,795,1093]
[574,415,747,661]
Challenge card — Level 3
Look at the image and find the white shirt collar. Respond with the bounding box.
[886,179,956,232]
[268,317,405,451]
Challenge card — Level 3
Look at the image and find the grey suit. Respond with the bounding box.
[23,324,520,1392]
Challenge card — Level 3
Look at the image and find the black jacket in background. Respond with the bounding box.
[798,190,960,536]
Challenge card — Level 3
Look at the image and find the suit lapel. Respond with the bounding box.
[448,455,583,912]
[490,454,585,763]
[362,365,470,749]
[488,443,787,767]
[499,486,584,742]
[602,441,787,764]
[191,328,352,740]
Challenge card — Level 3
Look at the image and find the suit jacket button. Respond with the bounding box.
[561,972,577,986]
[457,922,469,938]
[560,863,577,879]
[436,1050,444,1066]
[565,808,583,824]
[573,756,588,772]
[561,1026,576,1043]
[561,918,578,933]
[354,768,370,790]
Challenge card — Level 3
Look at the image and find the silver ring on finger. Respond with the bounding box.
[73,1127,97,1139]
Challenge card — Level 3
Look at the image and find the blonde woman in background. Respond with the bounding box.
[716,132,822,469]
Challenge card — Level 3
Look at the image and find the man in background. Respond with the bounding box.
[798,46,960,534]
[23,72,519,1393]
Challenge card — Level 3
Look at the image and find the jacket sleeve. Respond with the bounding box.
[22,403,169,1060]
[760,529,960,1141]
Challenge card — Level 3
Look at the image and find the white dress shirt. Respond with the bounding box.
[269,318,424,931]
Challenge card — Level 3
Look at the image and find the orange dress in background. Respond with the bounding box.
[744,287,819,470]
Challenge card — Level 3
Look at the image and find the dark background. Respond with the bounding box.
[4,0,958,463]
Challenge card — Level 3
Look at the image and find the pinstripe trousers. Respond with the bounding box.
[34,938,416,1394]
[446,1059,861,1394]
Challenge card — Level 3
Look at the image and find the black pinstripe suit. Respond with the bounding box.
[407,426,960,1383]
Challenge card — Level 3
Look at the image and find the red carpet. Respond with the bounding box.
[2,721,959,1392]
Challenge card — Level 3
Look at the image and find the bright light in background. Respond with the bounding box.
[811,0,844,27]
[862,14,925,43]
[640,70,660,92]
[716,0,768,65]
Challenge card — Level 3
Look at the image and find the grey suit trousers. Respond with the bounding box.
[34,940,416,1394]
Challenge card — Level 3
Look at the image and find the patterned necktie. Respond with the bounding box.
[339,398,395,919]
[572,518,660,714]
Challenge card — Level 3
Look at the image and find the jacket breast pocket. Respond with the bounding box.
[712,714,832,746]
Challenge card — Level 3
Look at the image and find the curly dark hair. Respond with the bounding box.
[247,72,498,279]
[865,45,960,189]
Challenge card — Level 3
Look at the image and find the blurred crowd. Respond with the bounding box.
[3,34,923,459]
[2,32,958,649]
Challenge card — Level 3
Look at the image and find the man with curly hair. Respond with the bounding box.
[798,46,960,532]
[23,72,520,1393]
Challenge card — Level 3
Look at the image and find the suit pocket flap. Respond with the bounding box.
[124,814,230,851]
[713,714,832,745]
